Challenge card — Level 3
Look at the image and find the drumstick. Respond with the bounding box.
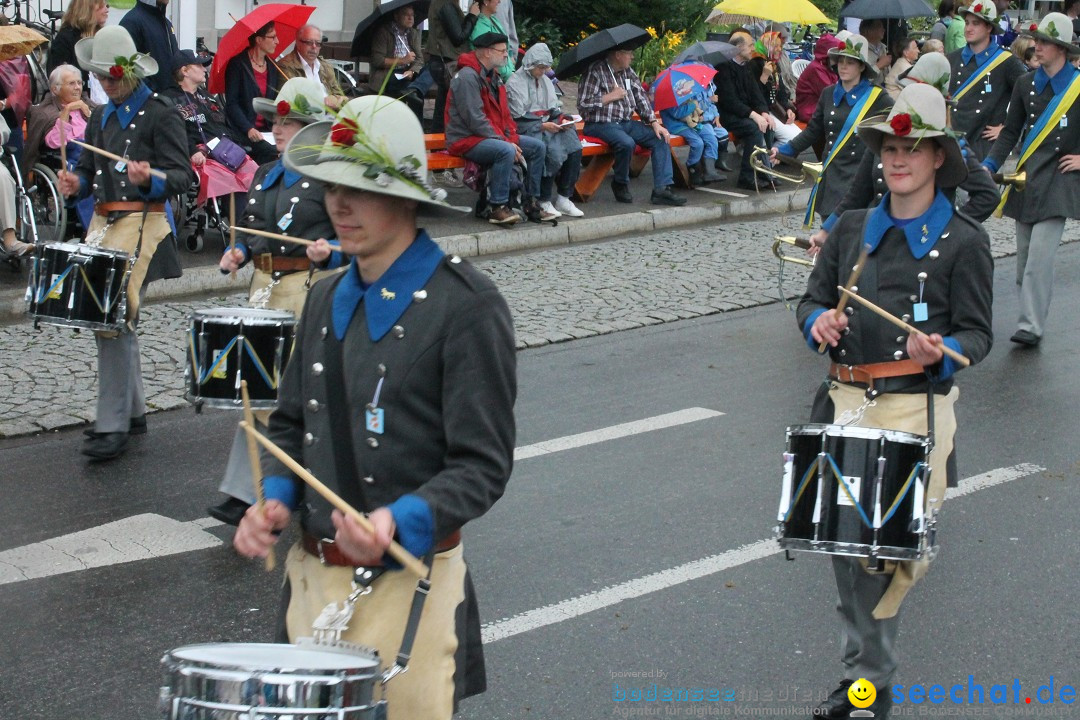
[837,286,971,367]
[818,244,869,353]
[238,420,431,578]
[70,140,168,180]
[229,193,237,280]
[234,226,336,249]
[241,381,275,572]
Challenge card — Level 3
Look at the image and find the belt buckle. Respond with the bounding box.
[316,537,334,566]
[837,364,857,384]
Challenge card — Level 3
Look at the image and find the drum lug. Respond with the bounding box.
[784,549,795,562]
[194,400,203,415]
[157,685,173,714]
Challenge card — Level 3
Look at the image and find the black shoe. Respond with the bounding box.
[715,155,734,173]
[816,680,855,719]
[650,186,687,206]
[688,165,704,187]
[736,177,776,191]
[1009,329,1041,346]
[81,432,129,461]
[208,497,251,527]
[611,181,633,203]
[83,415,147,438]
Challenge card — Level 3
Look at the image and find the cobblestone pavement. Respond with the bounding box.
[1,214,1076,437]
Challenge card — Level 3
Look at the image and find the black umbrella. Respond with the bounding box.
[673,41,738,67]
[554,23,651,80]
[350,0,432,57]
[839,0,934,19]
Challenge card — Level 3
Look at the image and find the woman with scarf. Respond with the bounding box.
[505,43,584,218]
[748,32,801,145]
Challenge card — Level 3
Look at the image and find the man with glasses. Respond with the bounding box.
[279,24,348,111]
[119,0,179,93]
[368,4,435,119]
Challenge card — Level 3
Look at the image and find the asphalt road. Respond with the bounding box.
[1,241,1078,720]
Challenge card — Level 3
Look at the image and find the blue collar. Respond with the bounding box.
[261,160,302,189]
[863,190,954,259]
[832,79,871,107]
[101,83,152,130]
[331,231,445,341]
[1034,62,1079,95]
[961,43,998,67]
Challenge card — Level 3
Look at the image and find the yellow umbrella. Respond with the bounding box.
[710,0,830,25]
[705,10,759,26]
[0,24,46,63]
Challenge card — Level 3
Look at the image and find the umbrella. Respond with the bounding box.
[208,3,317,94]
[839,0,934,18]
[351,0,432,58]
[705,11,759,27]
[0,24,46,64]
[673,40,738,66]
[554,23,651,80]
[650,63,717,111]
[709,0,830,25]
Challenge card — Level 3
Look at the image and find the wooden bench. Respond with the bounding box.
[424,129,691,203]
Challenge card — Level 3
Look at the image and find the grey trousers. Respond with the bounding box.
[1015,217,1065,338]
[95,329,146,433]
[216,419,265,505]
[832,555,902,688]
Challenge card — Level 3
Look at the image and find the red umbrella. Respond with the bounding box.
[649,63,717,112]
[208,3,317,94]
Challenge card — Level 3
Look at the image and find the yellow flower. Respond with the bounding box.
[646,26,658,39]
[589,22,599,29]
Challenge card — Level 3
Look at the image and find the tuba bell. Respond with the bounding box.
[750,147,823,185]
[990,170,1025,192]
[772,235,815,268]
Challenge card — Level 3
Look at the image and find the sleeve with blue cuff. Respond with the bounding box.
[138,175,166,201]
[802,308,827,350]
[926,336,963,383]
[262,474,301,510]
[383,494,435,570]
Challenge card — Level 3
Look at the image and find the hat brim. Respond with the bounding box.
[957,9,1004,35]
[74,39,158,79]
[857,118,968,188]
[1020,29,1080,55]
[252,97,324,124]
[827,49,879,77]
[282,120,453,209]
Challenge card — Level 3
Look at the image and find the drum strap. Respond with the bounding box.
[924,382,936,453]
[382,549,436,685]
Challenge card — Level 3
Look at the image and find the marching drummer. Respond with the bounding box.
[795,84,993,719]
[208,77,342,526]
[56,25,194,461]
[234,95,516,720]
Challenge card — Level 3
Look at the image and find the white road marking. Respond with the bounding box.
[481,463,1045,644]
[514,407,724,461]
[694,187,750,198]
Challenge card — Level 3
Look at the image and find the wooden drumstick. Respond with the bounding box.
[70,140,168,180]
[817,244,869,353]
[229,193,237,280]
[241,381,275,571]
[234,226,337,249]
[837,286,971,367]
[238,421,431,579]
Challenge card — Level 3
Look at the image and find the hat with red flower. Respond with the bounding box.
[253,78,328,125]
[74,26,158,80]
[856,84,968,188]
[826,34,879,78]
[957,3,1004,34]
[1020,12,1080,55]
[282,95,452,208]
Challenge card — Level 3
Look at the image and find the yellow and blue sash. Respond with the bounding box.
[995,71,1080,216]
[953,48,1011,102]
[804,87,882,227]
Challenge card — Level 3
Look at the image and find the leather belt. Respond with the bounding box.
[254,253,310,274]
[301,529,461,567]
[95,201,166,216]
[829,359,925,388]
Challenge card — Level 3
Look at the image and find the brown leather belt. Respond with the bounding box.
[254,253,311,274]
[301,529,462,567]
[95,201,166,216]
[829,359,925,387]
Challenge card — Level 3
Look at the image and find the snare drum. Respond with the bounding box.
[776,424,935,561]
[160,641,384,719]
[25,242,131,331]
[186,308,295,409]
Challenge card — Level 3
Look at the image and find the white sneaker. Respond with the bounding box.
[435,169,464,188]
[554,195,584,217]
[539,200,562,218]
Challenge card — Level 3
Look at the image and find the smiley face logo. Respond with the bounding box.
[848,678,877,709]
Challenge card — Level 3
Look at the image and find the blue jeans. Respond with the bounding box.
[582,119,673,188]
[463,135,545,205]
[673,125,720,165]
[384,66,436,99]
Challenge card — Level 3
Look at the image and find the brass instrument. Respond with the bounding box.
[750,146,823,185]
[772,235,815,309]
[990,170,1026,191]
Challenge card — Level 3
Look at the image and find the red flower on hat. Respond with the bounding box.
[1030,22,1039,31]
[109,65,124,79]
[972,3,983,12]
[330,117,359,146]
[276,100,291,116]
[890,113,913,136]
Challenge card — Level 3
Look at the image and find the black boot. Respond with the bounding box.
[715,144,734,173]
[687,164,704,187]
[701,158,726,183]
[208,497,252,527]
[815,680,855,719]
[81,432,129,461]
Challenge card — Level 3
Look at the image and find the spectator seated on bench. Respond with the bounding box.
[578,45,686,206]
[445,32,553,225]
[659,69,726,187]
[506,43,584,218]
[368,5,435,120]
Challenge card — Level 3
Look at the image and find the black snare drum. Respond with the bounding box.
[185,308,295,410]
[776,424,935,561]
[25,242,131,331]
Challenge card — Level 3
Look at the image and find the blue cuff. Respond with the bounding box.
[928,336,962,382]
[822,213,839,232]
[326,248,345,269]
[262,474,300,510]
[981,157,1000,173]
[776,142,795,158]
[386,494,434,565]
[803,308,826,350]
[139,174,166,200]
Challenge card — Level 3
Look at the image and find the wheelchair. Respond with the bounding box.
[1,145,65,272]
[176,172,232,254]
